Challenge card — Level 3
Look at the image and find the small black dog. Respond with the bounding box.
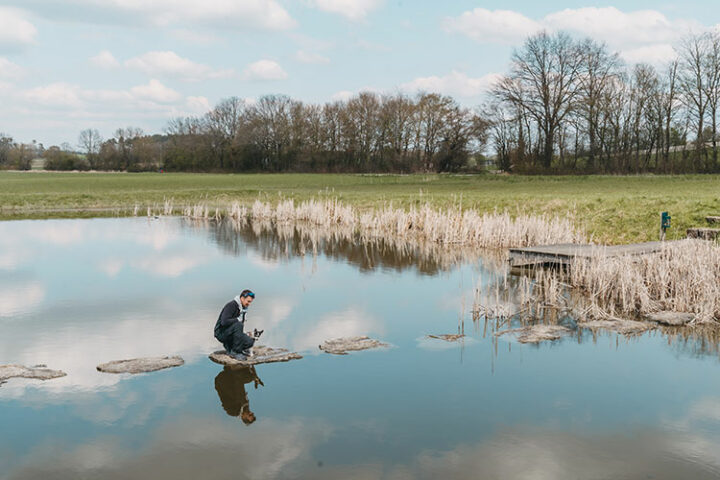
[253,329,264,340]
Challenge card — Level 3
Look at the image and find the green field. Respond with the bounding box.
[1,171,718,244]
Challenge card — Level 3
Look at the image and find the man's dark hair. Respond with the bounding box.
[240,289,255,298]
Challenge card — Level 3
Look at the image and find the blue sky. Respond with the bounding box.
[1,0,719,146]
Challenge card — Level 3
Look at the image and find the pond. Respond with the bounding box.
[1,217,720,479]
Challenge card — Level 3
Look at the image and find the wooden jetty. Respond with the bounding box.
[509,241,669,267]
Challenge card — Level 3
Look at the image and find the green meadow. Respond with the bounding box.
[1,171,718,244]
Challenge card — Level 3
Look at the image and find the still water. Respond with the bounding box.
[1,217,720,479]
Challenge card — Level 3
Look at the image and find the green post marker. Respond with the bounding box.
[660,211,671,241]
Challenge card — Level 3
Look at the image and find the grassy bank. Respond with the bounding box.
[1,171,718,244]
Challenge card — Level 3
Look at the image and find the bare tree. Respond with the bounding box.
[494,31,584,169]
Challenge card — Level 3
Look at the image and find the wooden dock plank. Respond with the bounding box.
[509,241,669,267]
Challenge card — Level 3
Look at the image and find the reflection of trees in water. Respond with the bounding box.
[185,217,507,276]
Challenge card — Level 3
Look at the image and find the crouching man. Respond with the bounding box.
[214,289,262,360]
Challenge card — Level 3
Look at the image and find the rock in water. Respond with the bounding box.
[97,356,184,374]
[209,346,302,366]
[319,336,389,355]
[0,364,66,384]
[645,312,695,326]
[578,319,653,335]
[426,334,465,342]
[495,325,572,344]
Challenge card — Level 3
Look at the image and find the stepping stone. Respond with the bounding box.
[426,334,466,342]
[0,364,66,384]
[645,311,695,326]
[319,336,389,355]
[97,356,184,374]
[495,324,572,344]
[209,346,302,366]
[578,319,653,335]
[687,228,720,240]
[706,216,720,224]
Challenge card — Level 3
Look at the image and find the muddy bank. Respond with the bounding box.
[495,325,572,344]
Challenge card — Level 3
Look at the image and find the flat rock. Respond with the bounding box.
[645,311,695,326]
[706,216,720,224]
[0,364,66,384]
[578,319,652,335]
[97,356,184,374]
[209,346,302,366]
[319,336,389,355]
[495,325,572,344]
[426,334,466,342]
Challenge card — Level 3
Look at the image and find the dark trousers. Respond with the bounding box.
[215,321,255,354]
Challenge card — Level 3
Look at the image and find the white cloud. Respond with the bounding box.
[0,7,37,52]
[621,44,677,66]
[6,0,295,31]
[308,0,383,20]
[129,79,182,104]
[90,50,120,69]
[294,50,330,64]
[542,7,695,48]
[444,6,705,63]
[243,60,288,81]
[124,51,234,82]
[443,8,541,45]
[401,71,502,98]
[0,57,25,80]
[331,90,354,102]
[185,96,211,115]
[23,83,84,108]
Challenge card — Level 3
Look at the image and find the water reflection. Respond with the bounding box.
[189,218,506,276]
[214,366,263,425]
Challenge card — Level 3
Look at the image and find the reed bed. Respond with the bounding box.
[473,239,720,330]
[184,198,585,249]
[173,197,719,326]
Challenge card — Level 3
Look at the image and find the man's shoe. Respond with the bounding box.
[241,348,253,358]
[229,351,248,361]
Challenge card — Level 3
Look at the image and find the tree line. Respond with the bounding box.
[3,30,720,174]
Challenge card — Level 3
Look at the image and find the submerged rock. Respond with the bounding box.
[646,311,695,326]
[96,356,184,374]
[209,346,302,366]
[0,364,66,384]
[426,334,466,342]
[579,319,653,335]
[495,325,572,344]
[319,336,389,355]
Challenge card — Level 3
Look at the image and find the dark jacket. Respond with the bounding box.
[214,296,247,337]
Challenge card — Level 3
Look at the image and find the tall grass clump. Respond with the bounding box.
[211,198,584,249]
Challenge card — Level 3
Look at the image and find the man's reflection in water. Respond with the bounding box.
[214,365,264,425]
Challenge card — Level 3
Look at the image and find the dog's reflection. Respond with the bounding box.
[214,365,264,425]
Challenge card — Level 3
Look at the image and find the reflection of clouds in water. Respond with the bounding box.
[5,416,333,480]
[31,222,86,245]
[132,253,209,277]
[98,258,123,277]
[247,250,280,271]
[6,414,720,479]
[0,304,218,396]
[292,307,384,353]
[0,281,44,317]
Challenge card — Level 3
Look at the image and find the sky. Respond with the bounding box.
[1,0,720,146]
